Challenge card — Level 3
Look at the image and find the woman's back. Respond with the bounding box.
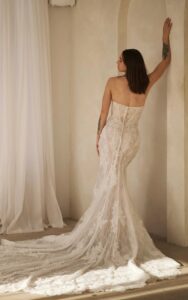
[109,76,147,107]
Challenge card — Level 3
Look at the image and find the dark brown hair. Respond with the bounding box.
[122,49,149,94]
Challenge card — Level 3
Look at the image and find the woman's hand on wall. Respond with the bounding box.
[163,17,172,43]
[162,18,172,60]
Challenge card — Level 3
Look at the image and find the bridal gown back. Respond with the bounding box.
[0,101,182,296]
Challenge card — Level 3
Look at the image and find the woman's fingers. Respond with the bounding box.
[166,18,172,28]
[165,17,171,24]
[163,17,172,40]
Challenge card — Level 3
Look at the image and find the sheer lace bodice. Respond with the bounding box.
[0,100,182,297]
[109,100,144,124]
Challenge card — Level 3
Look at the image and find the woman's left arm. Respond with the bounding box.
[146,18,172,95]
[96,78,112,155]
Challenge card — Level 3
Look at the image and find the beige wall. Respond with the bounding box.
[124,0,167,238]
[185,0,188,244]
[48,0,121,219]
[49,0,188,245]
[70,0,121,218]
[165,0,187,246]
[118,0,188,245]
[48,5,71,217]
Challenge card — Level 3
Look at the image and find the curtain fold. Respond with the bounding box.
[0,0,65,233]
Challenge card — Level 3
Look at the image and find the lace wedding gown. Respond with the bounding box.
[0,101,182,296]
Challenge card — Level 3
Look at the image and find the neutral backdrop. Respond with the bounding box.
[48,0,188,245]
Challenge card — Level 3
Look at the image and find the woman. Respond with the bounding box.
[0,18,183,297]
[96,18,172,155]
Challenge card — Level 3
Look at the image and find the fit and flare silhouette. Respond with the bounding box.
[0,100,182,296]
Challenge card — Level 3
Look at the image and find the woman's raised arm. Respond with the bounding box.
[146,18,173,93]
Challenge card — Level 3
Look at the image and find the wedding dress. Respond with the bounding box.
[0,100,182,296]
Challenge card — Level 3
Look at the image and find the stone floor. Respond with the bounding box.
[0,218,188,300]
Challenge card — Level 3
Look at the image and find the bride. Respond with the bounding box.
[0,18,183,297]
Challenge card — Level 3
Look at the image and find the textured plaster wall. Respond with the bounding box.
[48,5,71,217]
[48,0,121,220]
[165,0,186,245]
[123,0,167,238]
[70,0,121,219]
[119,0,187,245]
[185,0,188,244]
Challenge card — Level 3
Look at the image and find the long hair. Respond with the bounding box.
[122,49,149,94]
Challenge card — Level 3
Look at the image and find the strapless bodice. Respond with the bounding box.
[107,100,144,129]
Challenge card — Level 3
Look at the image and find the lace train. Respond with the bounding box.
[0,102,182,296]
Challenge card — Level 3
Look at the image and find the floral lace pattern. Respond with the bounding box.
[0,101,182,296]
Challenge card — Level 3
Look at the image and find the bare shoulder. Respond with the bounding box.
[106,75,124,87]
[109,75,124,81]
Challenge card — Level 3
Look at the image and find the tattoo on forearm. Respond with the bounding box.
[162,42,169,59]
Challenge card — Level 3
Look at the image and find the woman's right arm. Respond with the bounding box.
[146,18,173,93]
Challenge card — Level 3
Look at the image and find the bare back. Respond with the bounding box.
[109,76,147,107]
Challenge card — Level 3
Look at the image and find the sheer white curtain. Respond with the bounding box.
[0,0,65,233]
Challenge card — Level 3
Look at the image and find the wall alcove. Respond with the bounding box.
[118,0,188,246]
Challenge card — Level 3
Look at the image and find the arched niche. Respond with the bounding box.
[118,0,167,240]
[166,0,187,246]
[118,0,188,246]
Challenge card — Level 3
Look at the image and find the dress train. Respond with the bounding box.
[0,101,182,296]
